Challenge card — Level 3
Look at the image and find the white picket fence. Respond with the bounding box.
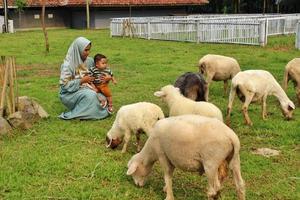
[110,14,300,46]
[296,21,300,50]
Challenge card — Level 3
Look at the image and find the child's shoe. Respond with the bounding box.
[107,104,113,114]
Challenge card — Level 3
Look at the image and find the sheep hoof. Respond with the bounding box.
[245,121,253,126]
[163,185,167,193]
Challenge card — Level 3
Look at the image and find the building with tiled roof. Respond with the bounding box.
[0,0,208,30]
[1,1,209,7]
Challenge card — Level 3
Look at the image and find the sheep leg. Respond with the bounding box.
[205,75,213,101]
[261,95,268,120]
[226,85,237,127]
[230,156,245,200]
[121,130,131,153]
[223,80,228,97]
[159,156,175,200]
[242,91,254,126]
[136,131,141,152]
[204,164,221,200]
[296,85,300,105]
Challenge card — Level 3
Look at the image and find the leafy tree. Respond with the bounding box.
[15,0,26,28]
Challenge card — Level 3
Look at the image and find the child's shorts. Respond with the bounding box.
[96,84,112,97]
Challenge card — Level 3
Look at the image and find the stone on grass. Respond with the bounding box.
[7,96,49,130]
[251,148,280,157]
[18,96,49,118]
[0,116,12,135]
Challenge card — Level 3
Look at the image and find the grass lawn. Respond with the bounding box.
[0,29,299,200]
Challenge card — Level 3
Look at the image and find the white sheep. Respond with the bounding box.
[226,70,295,126]
[198,54,241,101]
[127,115,245,200]
[282,58,300,105]
[154,85,223,122]
[106,102,164,153]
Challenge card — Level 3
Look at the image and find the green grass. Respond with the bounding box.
[0,29,299,200]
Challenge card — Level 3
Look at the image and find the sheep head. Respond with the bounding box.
[106,135,122,149]
[154,85,180,100]
[281,101,295,120]
[126,154,153,187]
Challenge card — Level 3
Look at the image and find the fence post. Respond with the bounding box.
[296,21,300,50]
[283,17,286,34]
[196,21,200,43]
[147,21,151,40]
[259,19,267,46]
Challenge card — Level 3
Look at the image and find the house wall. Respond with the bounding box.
[71,6,188,29]
[92,7,188,29]
[9,8,71,30]
[2,6,188,30]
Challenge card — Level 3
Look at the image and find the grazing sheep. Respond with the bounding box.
[106,102,164,153]
[127,115,245,200]
[198,54,241,101]
[282,58,300,105]
[154,85,223,122]
[174,72,207,101]
[226,70,295,126]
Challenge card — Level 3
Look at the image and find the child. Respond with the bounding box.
[90,54,117,113]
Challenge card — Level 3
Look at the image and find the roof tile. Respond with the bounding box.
[1,0,208,7]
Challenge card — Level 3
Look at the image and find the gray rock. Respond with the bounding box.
[18,96,49,118]
[0,116,12,135]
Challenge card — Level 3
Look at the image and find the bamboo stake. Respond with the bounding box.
[12,57,18,111]
[6,89,12,115]
[9,57,15,113]
[0,61,9,117]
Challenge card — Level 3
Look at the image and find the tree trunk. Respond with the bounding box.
[41,0,49,53]
[86,0,90,29]
[18,11,22,29]
[263,0,266,14]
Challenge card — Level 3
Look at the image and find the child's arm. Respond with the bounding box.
[111,76,117,84]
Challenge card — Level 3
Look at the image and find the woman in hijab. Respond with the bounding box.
[59,37,111,119]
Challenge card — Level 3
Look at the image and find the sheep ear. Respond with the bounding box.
[154,91,165,97]
[288,103,295,111]
[127,162,138,175]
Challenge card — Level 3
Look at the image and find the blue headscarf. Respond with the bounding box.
[60,37,91,85]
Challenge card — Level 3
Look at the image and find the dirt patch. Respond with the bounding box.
[17,64,60,77]
[268,46,291,52]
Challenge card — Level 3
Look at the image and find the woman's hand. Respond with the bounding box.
[100,74,112,83]
[80,75,95,85]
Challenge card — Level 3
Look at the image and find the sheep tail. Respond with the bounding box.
[199,61,206,74]
[282,67,289,91]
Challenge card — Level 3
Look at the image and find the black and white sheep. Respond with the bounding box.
[174,72,207,101]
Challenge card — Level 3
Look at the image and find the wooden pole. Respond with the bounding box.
[0,56,4,86]
[9,57,15,113]
[12,57,18,110]
[0,60,9,117]
[86,0,90,29]
[41,0,50,53]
